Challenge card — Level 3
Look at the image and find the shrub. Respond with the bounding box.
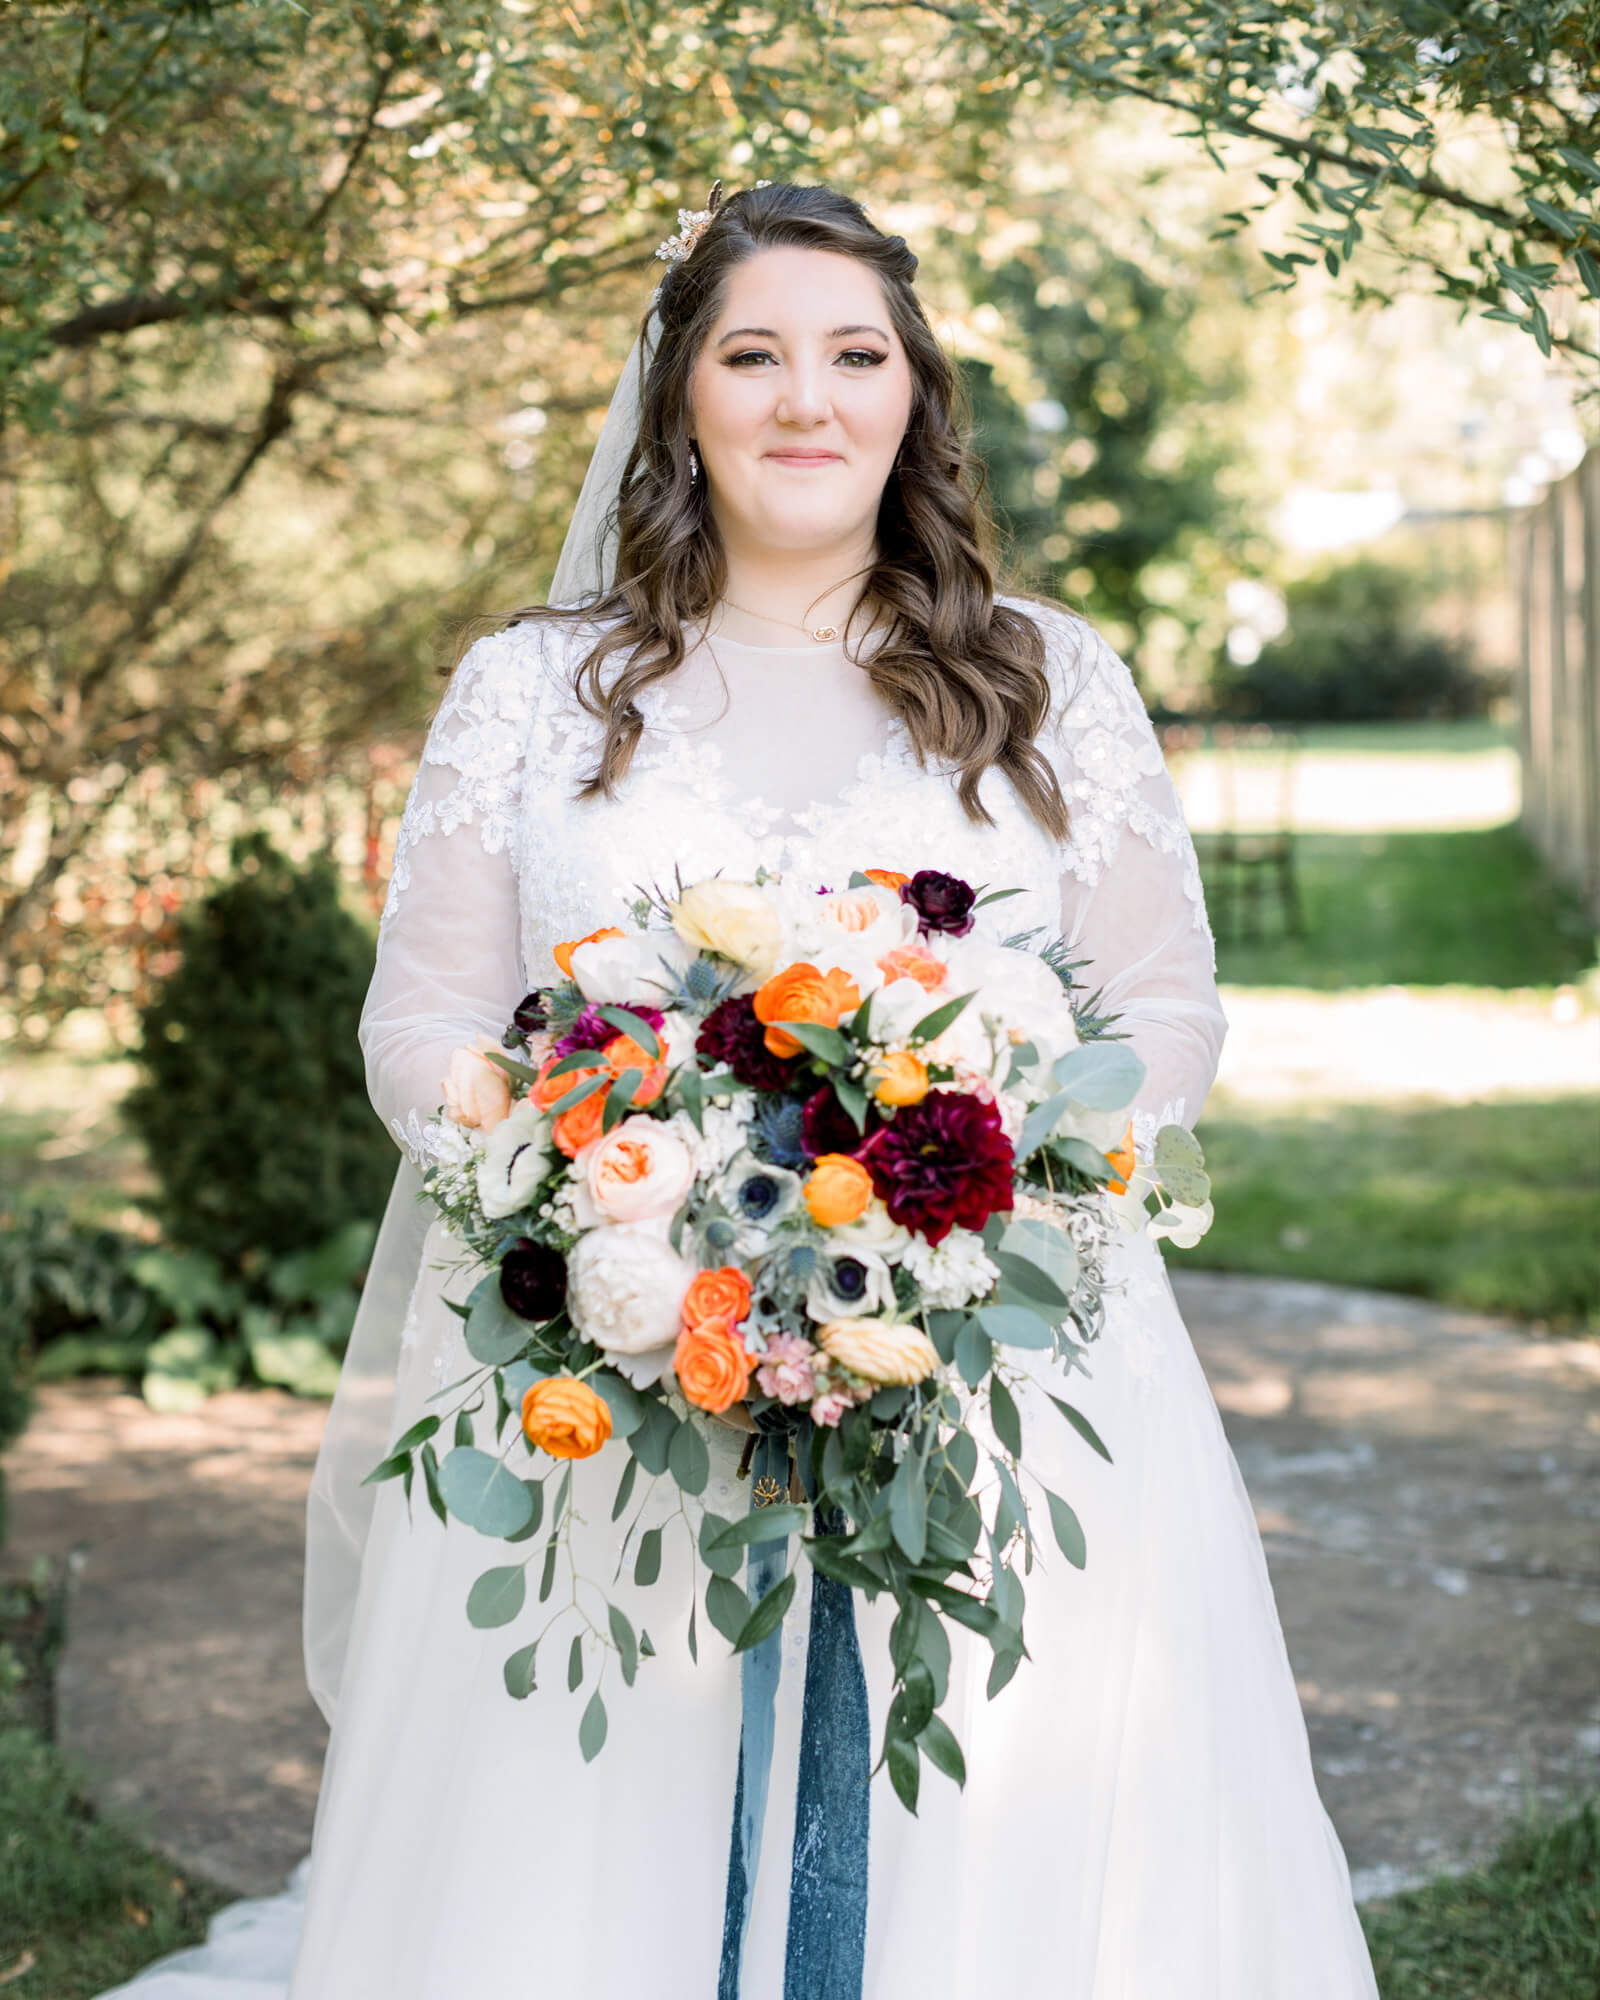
[122,830,395,1272]
[1213,558,1496,722]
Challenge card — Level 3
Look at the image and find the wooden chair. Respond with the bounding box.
[1194,723,1306,943]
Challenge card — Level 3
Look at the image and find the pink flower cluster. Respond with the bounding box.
[754,1333,816,1406]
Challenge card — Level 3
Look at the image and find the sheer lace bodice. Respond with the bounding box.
[360,596,1226,1173]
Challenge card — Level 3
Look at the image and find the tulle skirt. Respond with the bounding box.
[96,1224,1378,1999]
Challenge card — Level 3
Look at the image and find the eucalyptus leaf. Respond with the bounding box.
[594,1004,661,1057]
[1051,1041,1147,1110]
[668,1418,711,1496]
[437,1447,535,1538]
[705,1503,809,1551]
[567,1632,584,1692]
[466,1564,526,1628]
[579,1688,608,1762]
[608,1603,639,1685]
[886,1736,920,1814]
[634,1526,662,1587]
[678,1062,706,1134]
[908,989,976,1046]
[503,1640,538,1700]
[464,1276,530,1366]
[953,1318,992,1389]
[889,1448,928,1564]
[705,1575,752,1644]
[919,1712,967,1787]
[611,1453,639,1521]
[589,1369,646,1440]
[975,1304,1053,1350]
[773,1020,853,1066]
[732,1569,797,1653]
[1047,1393,1114,1464]
[1045,1487,1088,1569]
[989,1377,1023,1458]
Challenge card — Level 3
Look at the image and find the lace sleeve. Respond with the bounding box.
[1027,601,1227,1147]
[359,622,551,1167]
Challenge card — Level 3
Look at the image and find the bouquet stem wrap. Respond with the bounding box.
[719,1423,870,2000]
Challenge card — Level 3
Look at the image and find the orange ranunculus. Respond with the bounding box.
[870,1049,929,1107]
[532,1049,606,1110]
[876,942,949,995]
[752,962,861,1058]
[521,1376,613,1459]
[552,1087,608,1158]
[602,1032,667,1106]
[804,1153,874,1227]
[553,926,625,978]
[1104,1122,1136,1196]
[682,1266,753,1329]
[864,868,910,890]
[673,1313,755,1415]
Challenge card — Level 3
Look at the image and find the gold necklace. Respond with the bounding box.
[716,593,853,644]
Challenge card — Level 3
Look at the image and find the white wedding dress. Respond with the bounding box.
[97,596,1379,1998]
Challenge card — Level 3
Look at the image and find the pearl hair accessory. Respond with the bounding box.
[654,178,773,265]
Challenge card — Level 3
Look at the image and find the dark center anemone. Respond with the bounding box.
[737,1172,783,1219]
[830,1257,868,1300]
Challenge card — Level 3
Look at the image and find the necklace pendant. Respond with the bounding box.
[812,624,838,642]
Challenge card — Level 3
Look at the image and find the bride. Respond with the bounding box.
[98,179,1379,1998]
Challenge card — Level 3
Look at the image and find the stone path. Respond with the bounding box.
[4,1271,1598,1903]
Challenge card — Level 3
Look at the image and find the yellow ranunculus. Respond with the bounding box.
[668,879,783,977]
[521,1376,613,1459]
[870,1050,928,1107]
[817,1317,940,1387]
[804,1154,874,1227]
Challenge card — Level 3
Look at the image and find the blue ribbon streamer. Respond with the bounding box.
[717,1426,870,2000]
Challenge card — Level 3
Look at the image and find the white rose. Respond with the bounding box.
[569,928,693,1004]
[781,880,916,973]
[566,1219,696,1382]
[476,1100,553,1218]
[570,1114,695,1229]
[868,976,941,1047]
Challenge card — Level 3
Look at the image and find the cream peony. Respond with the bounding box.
[476,1100,552,1218]
[568,927,693,1004]
[565,1219,696,1383]
[668,878,783,978]
[817,1317,941,1386]
[573,1114,695,1228]
[442,1038,513,1131]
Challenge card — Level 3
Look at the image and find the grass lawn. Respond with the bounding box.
[1175,1096,1600,1330]
[1360,1795,1600,1999]
[1204,824,1598,990]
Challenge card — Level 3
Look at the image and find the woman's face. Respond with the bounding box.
[686,246,915,559]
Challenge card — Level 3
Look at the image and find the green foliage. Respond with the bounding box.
[1361,1794,1600,1998]
[1184,1097,1600,1331]
[963,236,1249,665]
[1212,560,1495,722]
[122,830,393,1270]
[1209,823,1597,991]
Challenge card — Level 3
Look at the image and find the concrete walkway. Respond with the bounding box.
[4,1271,1599,1903]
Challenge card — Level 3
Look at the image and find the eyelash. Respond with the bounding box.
[724,348,887,369]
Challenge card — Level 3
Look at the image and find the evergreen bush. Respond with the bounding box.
[1212,558,1497,722]
[122,831,395,1273]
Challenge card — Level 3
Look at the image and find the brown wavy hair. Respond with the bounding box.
[458,180,1072,837]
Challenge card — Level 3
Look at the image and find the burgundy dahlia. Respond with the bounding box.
[500,1238,568,1322]
[858,1088,1015,1244]
[553,1001,665,1058]
[801,1082,879,1160]
[696,994,795,1092]
[902,869,977,938]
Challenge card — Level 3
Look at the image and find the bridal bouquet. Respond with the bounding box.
[364,865,1211,1808]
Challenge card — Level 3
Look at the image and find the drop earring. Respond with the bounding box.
[687,440,700,483]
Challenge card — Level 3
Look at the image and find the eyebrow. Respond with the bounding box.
[715,324,892,348]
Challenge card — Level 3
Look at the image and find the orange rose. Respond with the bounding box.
[602,1032,666,1107]
[752,962,862,1058]
[864,868,910,890]
[552,1087,608,1158]
[876,942,949,995]
[553,926,625,978]
[682,1266,753,1328]
[521,1376,613,1459]
[532,1049,606,1110]
[1104,1122,1136,1196]
[804,1153,874,1227]
[870,1050,928,1107]
[673,1313,755,1415]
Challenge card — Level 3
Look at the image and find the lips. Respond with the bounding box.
[766,450,842,464]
